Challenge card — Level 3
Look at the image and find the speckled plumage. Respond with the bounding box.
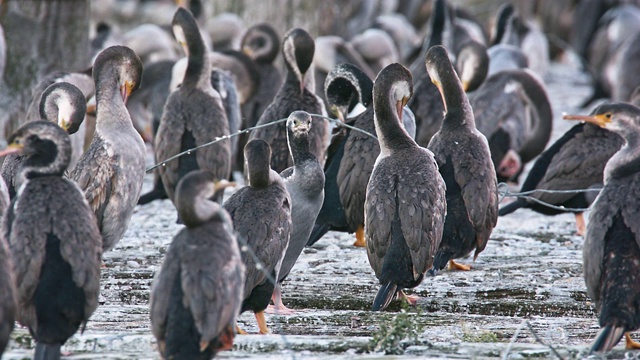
[224,140,291,330]
[68,46,146,252]
[499,122,623,218]
[575,103,640,352]
[308,63,377,246]
[365,63,446,311]
[425,45,498,273]
[2,82,87,199]
[151,170,244,359]
[1,121,101,359]
[155,8,231,205]
[248,28,328,174]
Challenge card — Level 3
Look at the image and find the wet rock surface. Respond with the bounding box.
[4,61,635,359]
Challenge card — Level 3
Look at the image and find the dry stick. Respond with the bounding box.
[502,320,565,360]
[525,321,565,360]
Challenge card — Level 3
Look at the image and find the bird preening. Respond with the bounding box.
[4,0,640,358]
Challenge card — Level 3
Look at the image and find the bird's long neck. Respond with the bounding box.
[20,141,69,181]
[183,26,211,90]
[374,94,415,154]
[287,128,314,165]
[439,66,475,130]
[605,133,640,182]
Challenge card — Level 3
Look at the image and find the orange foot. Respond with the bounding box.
[255,311,269,335]
[399,290,419,306]
[449,260,471,271]
[353,225,366,247]
[575,212,586,236]
[626,333,640,349]
[235,324,247,335]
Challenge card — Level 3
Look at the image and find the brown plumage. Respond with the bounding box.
[425,45,498,274]
[1,121,102,359]
[150,170,244,359]
[366,63,446,311]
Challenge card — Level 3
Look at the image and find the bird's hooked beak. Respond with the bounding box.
[330,105,346,123]
[563,113,612,128]
[120,81,134,105]
[59,117,71,132]
[209,179,236,201]
[0,141,24,157]
[396,96,409,123]
[431,78,447,112]
[299,77,305,95]
[242,45,253,58]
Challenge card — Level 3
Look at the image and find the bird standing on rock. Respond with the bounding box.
[248,27,328,174]
[155,7,231,206]
[150,170,244,360]
[365,63,446,311]
[224,139,291,333]
[68,45,146,252]
[270,111,324,314]
[425,45,498,274]
[1,121,102,360]
[308,63,376,248]
[564,103,640,353]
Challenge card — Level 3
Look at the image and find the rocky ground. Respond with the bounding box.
[4,59,633,360]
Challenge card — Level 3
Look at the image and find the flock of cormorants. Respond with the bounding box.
[1,0,640,358]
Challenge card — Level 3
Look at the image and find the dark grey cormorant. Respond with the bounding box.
[0,121,101,360]
[308,63,376,248]
[155,8,231,206]
[564,103,640,352]
[2,82,87,199]
[366,63,446,311]
[248,28,329,174]
[408,0,488,148]
[150,170,244,359]
[499,114,623,236]
[470,68,552,182]
[425,45,498,273]
[269,111,324,314]
[224,139,291,333]
[240,23,282,128]
[68,45,146,252]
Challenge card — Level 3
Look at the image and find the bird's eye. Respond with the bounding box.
[605,113,612,118]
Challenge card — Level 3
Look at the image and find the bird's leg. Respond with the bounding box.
[255,311,269,334]
[399,290,419,306]
[353,225,366,247]
[448,260,471,271]
[575,212,586,236]
[626,333,640,349]
[235,324,247,335]
[266,284,294,315]
[214,325,235,351]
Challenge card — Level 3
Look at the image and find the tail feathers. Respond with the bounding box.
[34,343,61,360]
[372,283,398,311]
[306,223,330,247]
[590,325,625,354]
[498,199,526,216]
